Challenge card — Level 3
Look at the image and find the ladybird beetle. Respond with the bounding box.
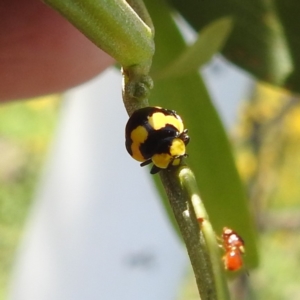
[222,227,245,271]
[125,106,190,174]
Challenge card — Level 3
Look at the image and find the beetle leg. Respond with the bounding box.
[150,165,161,174]
[140,159,152,167]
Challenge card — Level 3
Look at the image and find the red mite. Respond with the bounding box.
[222,227,245,271]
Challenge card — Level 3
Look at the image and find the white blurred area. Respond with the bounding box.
[8,68,187,300]
[202,56,254,129]
[8,56,253,299]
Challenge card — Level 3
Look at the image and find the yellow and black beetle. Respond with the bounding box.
[125,106,190,174]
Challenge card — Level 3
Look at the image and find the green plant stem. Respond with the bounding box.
[43,0,154,67]
[44,1,230,298]
[122,66,153,116]
[178,167,230,300]
[160,165,230,300]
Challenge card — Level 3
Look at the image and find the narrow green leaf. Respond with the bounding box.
[154,16,233,79]
[44,0,154,67]
[145,0,259,268]
[169,0,294,92]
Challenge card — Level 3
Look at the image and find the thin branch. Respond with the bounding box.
[160,165,230,300]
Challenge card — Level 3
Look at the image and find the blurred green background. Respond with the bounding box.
[0,95,60,300]
[179,83,300,300]
[1,83,300,299]
[2,1,300,298]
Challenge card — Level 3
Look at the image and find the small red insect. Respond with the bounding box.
[222,227,245,271]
